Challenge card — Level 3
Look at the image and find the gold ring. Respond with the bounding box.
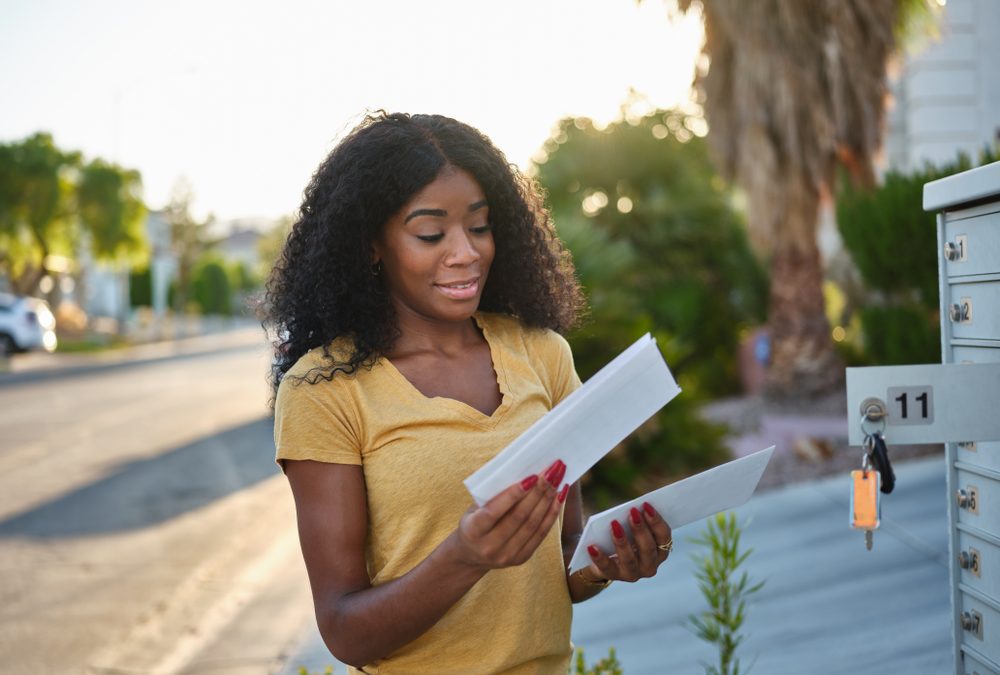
[657,540,673,553]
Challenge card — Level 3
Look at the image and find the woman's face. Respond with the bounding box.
[373,166,495,326]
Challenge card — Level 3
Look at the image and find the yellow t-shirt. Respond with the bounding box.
[274,312,582,674]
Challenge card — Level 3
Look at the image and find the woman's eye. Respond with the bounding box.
[470,224,492,234]
[416,234,444,243]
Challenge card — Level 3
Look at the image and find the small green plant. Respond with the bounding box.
[572,646,624,675]
[687,512,764,675]
[296,667,333,675]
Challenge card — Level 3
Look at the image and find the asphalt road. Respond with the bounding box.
[0,331,313,674]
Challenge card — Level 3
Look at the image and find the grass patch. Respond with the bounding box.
[56,335,130,353]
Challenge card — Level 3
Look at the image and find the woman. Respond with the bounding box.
[265,112,673,674]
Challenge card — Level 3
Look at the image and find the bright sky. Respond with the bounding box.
[0,0,703,224]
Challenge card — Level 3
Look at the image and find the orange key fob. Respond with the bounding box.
[850,470,881,530]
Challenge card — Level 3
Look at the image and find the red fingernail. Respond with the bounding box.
[611,520,625,538]
[521,475,538,491]
[643,501,656,518]
[588,545,600,558]
[557,483,569,503]
[630,507,642,525]
[546,460,565,487]
[555,461,567,486]
[543,460,561,484]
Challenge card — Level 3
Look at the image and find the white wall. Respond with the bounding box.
[886,0,1000,171]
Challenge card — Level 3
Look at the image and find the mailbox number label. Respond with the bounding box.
[886,386,934,426]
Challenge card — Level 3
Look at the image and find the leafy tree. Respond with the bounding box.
[666,0,939,400]
[78,158,147,265]
[534,108,758,502]
[0,133,148,296]
[0,133,79,294]
[535,108,767,396]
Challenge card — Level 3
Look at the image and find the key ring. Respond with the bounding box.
[861,449,872,473]
[860,411,886,440]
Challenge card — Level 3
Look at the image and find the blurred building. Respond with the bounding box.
[885,0,1000,171]
[80,210,174,326]
[215,222,263,272]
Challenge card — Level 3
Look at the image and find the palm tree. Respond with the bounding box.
[672,0,934,400]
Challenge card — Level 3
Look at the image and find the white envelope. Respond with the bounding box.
[464,334,682,506]
[566,446,775,574]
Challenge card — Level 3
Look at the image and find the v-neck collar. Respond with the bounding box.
[379,312,512,428]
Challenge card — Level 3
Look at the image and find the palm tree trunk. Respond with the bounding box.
[764,199,843,400]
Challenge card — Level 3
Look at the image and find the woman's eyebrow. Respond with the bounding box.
[403,200,488,224]
[404,208,446,223]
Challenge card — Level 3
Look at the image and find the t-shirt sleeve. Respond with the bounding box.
[546,331,583,406]
[273,374,363,470]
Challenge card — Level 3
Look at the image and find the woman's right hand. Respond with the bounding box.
[450,459,568,572]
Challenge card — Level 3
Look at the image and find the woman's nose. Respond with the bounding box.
[445,232,481,266]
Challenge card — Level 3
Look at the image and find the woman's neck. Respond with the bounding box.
[388,308,483,359]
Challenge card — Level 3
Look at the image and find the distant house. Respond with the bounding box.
[885,0,1000,171]
[215,223,263,273]
[80,210,174,323]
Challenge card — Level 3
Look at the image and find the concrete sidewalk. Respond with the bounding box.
[282,455,951,674]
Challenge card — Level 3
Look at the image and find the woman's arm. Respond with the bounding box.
[561,482,610,603]
[286,458,566,667]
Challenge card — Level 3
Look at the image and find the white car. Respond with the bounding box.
[0,293,57,356]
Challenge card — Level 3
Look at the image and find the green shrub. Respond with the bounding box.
[836,146,999,365]
[859,304,940,365]
[129,265,152,307]
[192,256,232,315]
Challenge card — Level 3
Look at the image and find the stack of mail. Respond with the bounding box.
[464,334,681,506]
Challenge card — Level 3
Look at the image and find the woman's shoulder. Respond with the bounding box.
[476,311,571,359]
[282,337,361,384]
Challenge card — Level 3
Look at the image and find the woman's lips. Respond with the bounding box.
[434,277,480,300]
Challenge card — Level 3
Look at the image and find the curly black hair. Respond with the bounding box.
[262,112,585,404]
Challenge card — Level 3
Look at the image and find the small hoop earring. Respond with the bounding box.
[372,261,383,276]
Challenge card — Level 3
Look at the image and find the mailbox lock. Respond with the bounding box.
[956,487,980,513]
[944,235,967,262]
[949,299,972,323]
[958,548,981,576]
[961,610,984,639]
[859,397,888,422]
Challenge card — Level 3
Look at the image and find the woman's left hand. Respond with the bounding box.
[585,502,673,583]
